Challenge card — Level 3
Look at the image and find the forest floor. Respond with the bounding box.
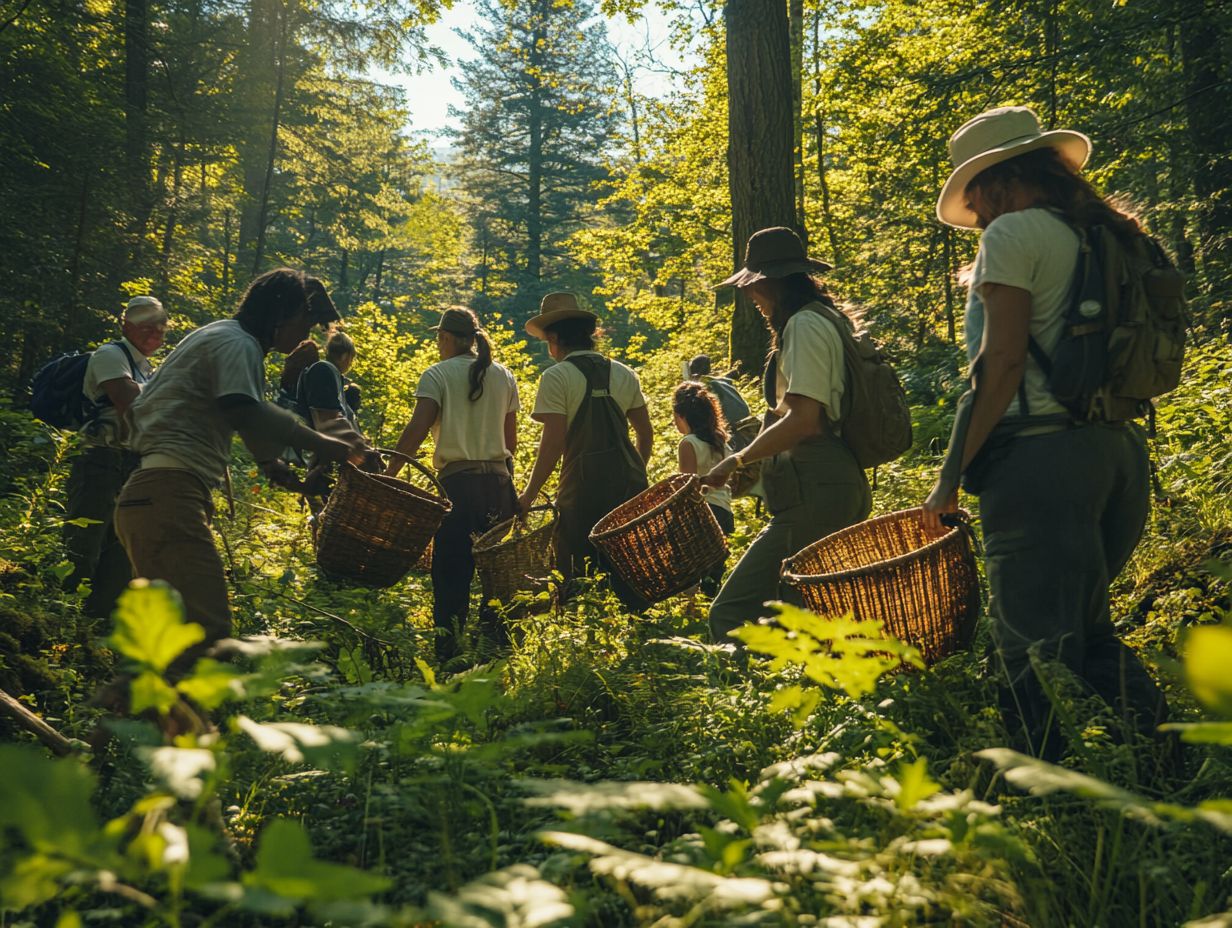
[1,339,1231,927]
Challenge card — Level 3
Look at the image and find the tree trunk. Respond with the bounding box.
[250,6,289,277]
[237,0,281,273]
[525,19,545,293]
[124,0,151,266]
[789,0,805,235]
[725,0,796,374]
[1179,0,1232,290]
[811,13,841,267]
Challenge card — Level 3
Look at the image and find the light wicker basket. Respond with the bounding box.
[472,502,557,614]
[589,474,728,604]
[781,507,980,665]
[315,455,450,588]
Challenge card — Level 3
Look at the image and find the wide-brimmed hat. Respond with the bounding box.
[718,227,832,289]
[304,277,341,324]
[937,106,1091,229]
[524,292,596,340]
[431,306,480,336]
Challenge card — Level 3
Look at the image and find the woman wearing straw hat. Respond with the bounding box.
[518,292,653,606]
[387,307,520,665]
[923,105,1167,757]
[702,227,871,645]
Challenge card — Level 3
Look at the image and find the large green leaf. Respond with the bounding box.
[244,819,391,902]
[234,716,360,772]
[0,745,102,856]
[1182,624,1232,717]
[109,581,205,673]
[426,864,573,928]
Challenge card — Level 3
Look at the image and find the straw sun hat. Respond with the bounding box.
[524,292,597,340]
[936,105,1091,229]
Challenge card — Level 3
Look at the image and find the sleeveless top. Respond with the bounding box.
[682,432,732,512]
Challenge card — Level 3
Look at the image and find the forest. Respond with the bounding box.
[1,0,1231,924]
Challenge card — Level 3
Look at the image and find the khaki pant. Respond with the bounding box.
[709,436,870,643]
[114,468,231,648]
[64,446,140,619]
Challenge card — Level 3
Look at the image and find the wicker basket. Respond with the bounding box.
[315,455,451,588]
[781,507,980,665]
[472,502,557,613]
[589,474,728,604]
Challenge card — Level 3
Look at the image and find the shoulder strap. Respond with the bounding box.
[563,354,612,394]
[114,340,146,383]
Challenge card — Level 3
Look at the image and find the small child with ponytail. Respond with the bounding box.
[674,382,734,594]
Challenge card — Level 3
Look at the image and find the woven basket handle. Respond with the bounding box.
[376,448,447,500]
[514,491,556,534]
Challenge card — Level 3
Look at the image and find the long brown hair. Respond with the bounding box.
[764,273,846,354]
[673,381,729,454]
[966,146,1141,243]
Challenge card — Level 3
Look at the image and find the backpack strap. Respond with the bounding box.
[114,340,146,384]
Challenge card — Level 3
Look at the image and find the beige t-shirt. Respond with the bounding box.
[82,337,154,448]
[682,432,732,512]
[415,355,519,471]
[531,350,646,427]
[965,208,1079,419]
[128,319,266,486]
[775,304,845,422]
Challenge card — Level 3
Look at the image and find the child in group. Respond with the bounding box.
[673,381,734,595]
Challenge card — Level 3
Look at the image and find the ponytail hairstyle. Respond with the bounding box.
[467,329,493,401]
[673,381,729,454]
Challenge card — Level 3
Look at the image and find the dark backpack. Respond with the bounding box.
[765,303,913,469]
[29,342,137,429]
[1027,224,1188,421]
[701,376,753,449]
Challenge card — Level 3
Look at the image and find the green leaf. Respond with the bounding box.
[244,819,392,902]
[110,581,205,673]
[130,671,179,715]
[894,758,941,811]
[0,745,102,856]
[139,746,217,800]
[426,864,573,928]
[768,684,822,728]
[235,716,360,772]
[176,658,245,710]
[1182,624,1232,717]
[1160,721,1232,746]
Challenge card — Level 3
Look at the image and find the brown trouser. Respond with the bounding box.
[64,446,141,620]
[114,468,231,648]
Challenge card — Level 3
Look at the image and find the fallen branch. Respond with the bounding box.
[0,687,86,756]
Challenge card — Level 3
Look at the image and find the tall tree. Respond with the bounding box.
[725,0,796,373]
[452,0,619,311]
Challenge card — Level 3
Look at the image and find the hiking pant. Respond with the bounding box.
[979,422,1167,755]
[64,447,141,620]
[114,469,232,658]
[709,436,870,643]
[432,470,517,663]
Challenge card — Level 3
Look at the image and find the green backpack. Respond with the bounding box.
[1028,224,1188,422]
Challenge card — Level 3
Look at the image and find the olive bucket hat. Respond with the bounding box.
[936,105,1091,229]
[717,227,832,289]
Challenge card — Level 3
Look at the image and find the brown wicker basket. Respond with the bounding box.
[315,455,451,588]
[781,507,980,665]
[472,502,557,613]
[589,474,728,604]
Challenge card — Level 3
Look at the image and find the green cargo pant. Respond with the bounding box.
[978,421,1167,754]
[709,436,870,643]
[114,468,232,655]
[63,446,141,620]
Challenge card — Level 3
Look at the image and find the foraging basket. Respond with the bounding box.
[315,454,451,588]
[589,474,728,604]
[472,501,557,613]
[781,507,979,665]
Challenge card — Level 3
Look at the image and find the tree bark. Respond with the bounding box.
[725,0,796,374]
[1179,0,1232,289]
[790,0,805,235]
[237,0,281,273]
[249,5,289,277]
[525,16,546,292]
[811,13,841,268]
[124,0,151,265]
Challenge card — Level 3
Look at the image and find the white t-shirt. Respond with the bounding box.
[531,350,646,427]
[128,319,266,486]
[682,432,732,512]
[82,337,154,448]
[775,305,845,422]
[965,208,1079,418]
[415,355,519,471]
